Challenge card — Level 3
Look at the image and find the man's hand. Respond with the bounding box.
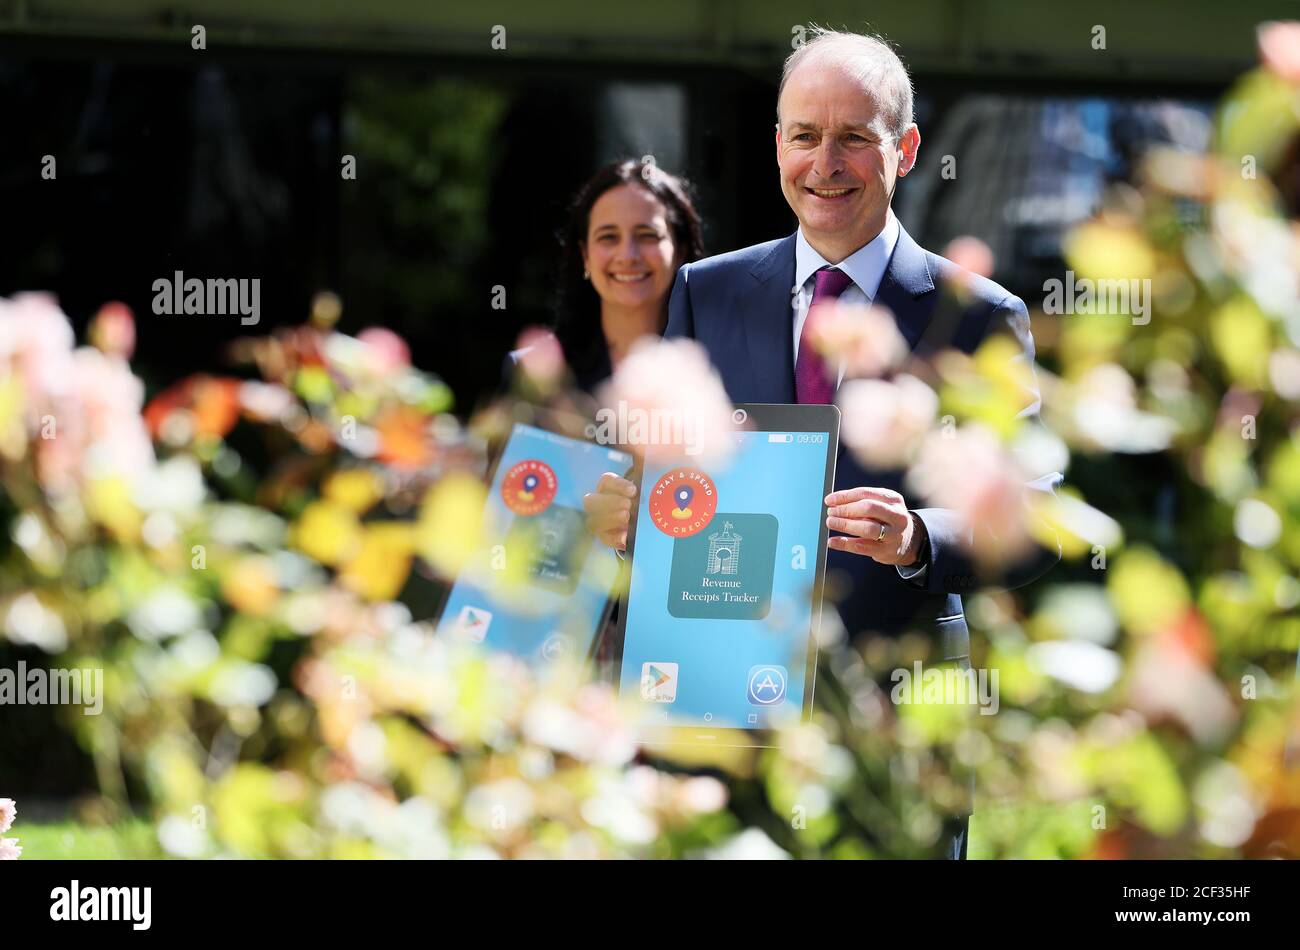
[583,472,637,551]
[825,487,927,567]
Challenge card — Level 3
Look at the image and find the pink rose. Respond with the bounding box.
[804,301,907,380]
[0,293,76,417]
[838,374,938,469]
[1128,627,1235,745]
[597,337,736,465]
[356,326,412,375]
[1259,21,1300,82]
[89,302,136,360]
[943,236,996,287]
[0,798,14,834]
[908,424,1033,566]
[513,326,567,388]
[0,837,20,860]
[37,348,154,495]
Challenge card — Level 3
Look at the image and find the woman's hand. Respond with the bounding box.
[582,472,638,551]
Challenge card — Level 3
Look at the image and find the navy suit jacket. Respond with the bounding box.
[665,224,1061,660]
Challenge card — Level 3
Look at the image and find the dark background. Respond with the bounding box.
[0,24,1234,413]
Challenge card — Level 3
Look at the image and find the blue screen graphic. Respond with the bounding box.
[619,431,831,731]
[438,424,632,665]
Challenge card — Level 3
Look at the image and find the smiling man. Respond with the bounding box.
[584,28,1060,859]
[775,37,918,267]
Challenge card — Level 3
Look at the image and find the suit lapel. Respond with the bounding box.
[738,235,798,404]
[873,224,936,351]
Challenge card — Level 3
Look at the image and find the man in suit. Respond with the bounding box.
[585,28,1060,858]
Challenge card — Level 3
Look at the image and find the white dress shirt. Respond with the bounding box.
[791,210,900,384]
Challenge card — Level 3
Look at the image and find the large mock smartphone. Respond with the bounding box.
[615,404,840,747]
[436,421,633,665]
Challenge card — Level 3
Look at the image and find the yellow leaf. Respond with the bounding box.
[293,500,362,566]
[222,555,280,615]
[339,522,416,601]
[1107,547,1191,636]
[323,468,385,514]
[1065,220,1157,284]
[1030,489,1123,560]
[1210,297,1272,387]
[417,473,486,577]
[86,476,142,540]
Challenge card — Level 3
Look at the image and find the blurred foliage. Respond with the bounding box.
[0,291,733,858]
[340,76,510,353]
[3,29,1300,860]
[15,820,160,860]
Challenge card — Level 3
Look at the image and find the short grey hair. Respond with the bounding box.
[778,28,915,142]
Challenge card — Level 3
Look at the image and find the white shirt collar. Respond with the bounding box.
[794,210,900,301]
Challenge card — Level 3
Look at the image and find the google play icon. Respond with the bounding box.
[454,605,492,643]
[640,662,678,703]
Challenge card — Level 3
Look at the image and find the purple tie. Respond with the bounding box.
[795,267,853,404]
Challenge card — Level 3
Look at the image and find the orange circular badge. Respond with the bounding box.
[647,468,718,537]
[501,459,557,516]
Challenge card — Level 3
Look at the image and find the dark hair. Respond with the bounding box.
[554,159,705,375]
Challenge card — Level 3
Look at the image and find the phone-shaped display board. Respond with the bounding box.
[436,421,633,666]
[615,404,840,747]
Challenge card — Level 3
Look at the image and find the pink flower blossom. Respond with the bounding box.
[804,301,907,380]
[0,837,20,860]
[37,347,155,495]
[596,337,736,465]
[522,684,638,766]
[0,293,77,417]
[1258,21,1300,82]
[1128,630,1236,745]
[239,381,296,423]
[908,424,1033,566]
[0,798,14,834]
[943,236,996,288]
[0,295,155,495]
[838,374,938,469]
[89,302,136,360]
[513,326,567,388]
[356,327,412,375]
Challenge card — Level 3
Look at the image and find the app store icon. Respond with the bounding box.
[747,665,787,706]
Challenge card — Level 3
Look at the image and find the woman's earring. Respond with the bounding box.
[582,268,590,279]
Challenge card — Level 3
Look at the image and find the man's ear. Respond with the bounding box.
[774,121,782,164]
[897,125,921,177]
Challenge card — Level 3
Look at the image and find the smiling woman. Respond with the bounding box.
[547,159,705,391]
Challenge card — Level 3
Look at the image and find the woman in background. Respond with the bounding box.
[547,158,705,391]
[507,159,704,674]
